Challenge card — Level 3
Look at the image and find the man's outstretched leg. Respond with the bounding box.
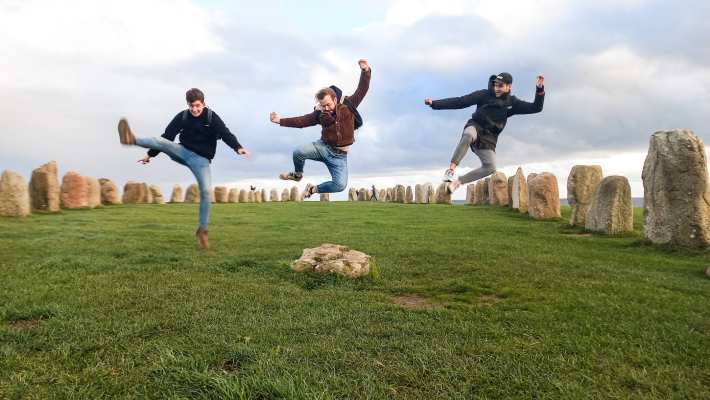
[303,143,348,198]
[280,141,323,182]
[444,125,478,182]
[447,148,496,194]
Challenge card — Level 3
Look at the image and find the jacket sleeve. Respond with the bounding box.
[279,111,320,128]
[347,69,371,108]
[213,112,243,152]
[148,112,182,157]
[430,90,487,110]
[509,86,545,116]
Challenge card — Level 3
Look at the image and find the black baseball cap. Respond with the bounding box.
[493,72,513,85]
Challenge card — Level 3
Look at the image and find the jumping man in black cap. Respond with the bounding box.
[425,72,545,194]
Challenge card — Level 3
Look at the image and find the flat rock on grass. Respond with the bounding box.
[291,243,371,278]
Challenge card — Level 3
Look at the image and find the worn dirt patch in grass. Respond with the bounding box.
[391,294,442,310]
[7,317,47,330]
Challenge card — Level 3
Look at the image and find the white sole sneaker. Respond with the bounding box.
[442,169,455,182]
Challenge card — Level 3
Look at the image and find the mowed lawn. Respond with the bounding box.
[1,202,708,399]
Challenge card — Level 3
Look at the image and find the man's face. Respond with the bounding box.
[189,100,205,117]
[318,95,337,112]
[493,81,512,98]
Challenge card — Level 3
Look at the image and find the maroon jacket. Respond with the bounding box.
[279,69,371,148]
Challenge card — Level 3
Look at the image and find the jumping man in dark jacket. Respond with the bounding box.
[425,72,545,194]
[270,59,371,198]
[117,88,250,250]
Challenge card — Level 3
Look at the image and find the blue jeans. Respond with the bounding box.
[293,140,348,193]
[135,137,211,229]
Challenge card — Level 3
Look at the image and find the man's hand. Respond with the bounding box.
[138,155,151,164]
[536,74,545,88]
[358,59,370,72]
[270,112,280,124]
[237,148,251,158]
[424,98,433,106]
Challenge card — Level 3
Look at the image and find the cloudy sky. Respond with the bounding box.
[1,0,709,200]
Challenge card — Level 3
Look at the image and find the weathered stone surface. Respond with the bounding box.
[86,177,102,208]
[291,186,301,203]
[394,185,406,203]
[356,188,367,201]
[291,243,370,278]
[29,161,60,212]
[435,183,452,204]
[270,189,279,202]
[474,179,489,205]
[247,190,255,203]
[149,184,165,204]
[255,190,264,203]
[488,172,508,206]
[261,189,268,203]
[282,188,291,202]
[585,176,633,235]
[348,188,358,201]
[567,165,604,227]
[0,170,30,217]
[184,184,199,203]
[61,171,89,209]
[228,188,239,203]
[642,129,710,247]
[385,188,393,202]
[511,167,528,214]
[466,184,475,205]
[405,186,414,204]
[142,183,153,204]
[507,177,514,208]
[214,186,229,203]
[169,185,183,203]
[415,184,424,204]
[99,178,121,205]
[425,183,435,204]
[527,173,561,220]
[319,193,330,202]
[378,189,387,202]
[238,189,249,203]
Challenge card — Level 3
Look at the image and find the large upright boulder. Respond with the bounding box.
[214,186,228,203]
[415,184,425,204]
[270,188,279,202]
[475,179,489,205]
[85,177,102,208]
[643,129,710,247]
[357,188,368,201]
[149,185,165,204]
[123,181,144,204]
[527,172,561,220]
[228,188,239,203]
[585,176,633,235]
[261,189,268,203]
[348,188,358,201]
[99,178,121,205]
[320,193,330,202]
[511,167,528,213]
[29,161,59,213]
[466,184,476,205]
[425,183,435,204]
[282,188,291,202]
[142,183,153,204]
[435,183,452,204]
[184,184,199,203]
[378,189,387,202]
[405,186,414,204]
[507,177,514,207]
[170,185,183,203]
[238,189,249,203]
[567,165,603,227]
[61,171,89,209]
[488,172,508,206]
[255,190,263,203]
[0,170,30,217]
[290,186,301,203]
[394,185,406,203]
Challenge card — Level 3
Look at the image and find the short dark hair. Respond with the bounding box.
[315,87,336,101]
[186,88,205,104]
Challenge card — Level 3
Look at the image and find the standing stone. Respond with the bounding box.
[255,190,263,203]
[228,188,239,203]
[238,189,249,203]
[425,183,435,204]
[85,177,102,208]
[394,185,406,203]
[184,184,200,203]
[507,177,514,208]
[99,178,121,205]
[214,186,229,203]
[282,188,291,202]
[320,193,330,202]
[170,185,183,203]
[291,186,301,203]
[527,172,561,220]
[405,186,414,204]
[261,189,268,203]
[357,188,368,201]
[475,179,489,205]
[585,176,633,235]
[511,167,528,214]
[149,185,165,204]
[348,188,358,201]
[0,170,30,217]
[270,189,279,202]
[142,183,153,204]
[61,171,89,209]
[378,189,387,202]
[415,184,425,204]
[567,165,604,227]
[643,130,710,247]
[488,172,508,206]
[466,184,475,205]
[435,183,452,204]
[29,161,59,213]
[385,188,392,202]
[210,188,216,203]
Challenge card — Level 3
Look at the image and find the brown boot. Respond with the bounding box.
[118,118,136,145]
[196,227,209,250]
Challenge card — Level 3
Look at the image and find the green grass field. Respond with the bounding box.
[1,202,709,399]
